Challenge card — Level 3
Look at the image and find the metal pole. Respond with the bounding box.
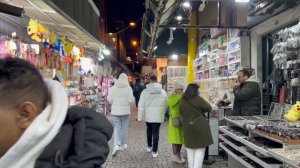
[117,33,120,61]
[217,1,221,27]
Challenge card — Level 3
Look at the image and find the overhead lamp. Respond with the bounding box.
[182,2,191,8]
[131,40,138,46]
[109,33,113,36]
[112,37,116,42]
[176,15,183,21]
[172,27,176,30]
[154,46,158,50]
[171,54,178,60]
[129,22,136,27]
[235,0,249,2]
[103,49,111,55]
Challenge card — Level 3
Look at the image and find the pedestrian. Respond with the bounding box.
[179,83,213,168]
[233,69,261,116]
[133,78,146,106]
[168,83,185,164]
[0,58,113,168]
[107,73,136,157]
[138,75,168,158]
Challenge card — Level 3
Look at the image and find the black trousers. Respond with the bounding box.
[146,122,161,153]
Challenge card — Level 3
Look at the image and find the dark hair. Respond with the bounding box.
[0,58,50,111]
[239,69,251,78]
[182,83,199,100]
[149,75,157,82]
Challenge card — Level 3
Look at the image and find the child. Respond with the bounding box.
[0,58,113,168]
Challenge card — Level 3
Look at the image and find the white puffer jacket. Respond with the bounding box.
[138,83,168,123]
[107,73,135,116]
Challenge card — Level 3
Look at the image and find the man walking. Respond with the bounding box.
[138,75,168,158]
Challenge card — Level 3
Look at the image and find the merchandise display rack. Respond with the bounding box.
[219,105,300,168]
[194,29,250,103]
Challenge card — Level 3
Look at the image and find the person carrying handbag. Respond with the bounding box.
[168,83,185,164]
[179,83,213,168]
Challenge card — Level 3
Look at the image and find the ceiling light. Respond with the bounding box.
[129,22,136,27]
[176,15,183,21]
[172,27,176,30]
[171,54,178,60]
[235,0,249,2]
[109,33,113,36]
[182,2,191,8]
[154,46,158,50]
[103,49,111,55]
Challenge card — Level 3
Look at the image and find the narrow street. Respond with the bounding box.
[104,112,227,168]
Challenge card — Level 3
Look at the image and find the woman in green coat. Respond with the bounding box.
[179,84,212,168]
[168,83,185,164]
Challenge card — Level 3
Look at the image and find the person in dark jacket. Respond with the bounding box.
[133,78,146,106]
[179,83,213,168]
[0,58,113,168]
[233,69,261,116]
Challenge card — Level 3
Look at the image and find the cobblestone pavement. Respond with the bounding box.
[104,112,228,168]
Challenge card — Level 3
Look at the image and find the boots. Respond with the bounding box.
[172,154,185,164]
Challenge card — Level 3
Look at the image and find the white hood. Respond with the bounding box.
[146,83,163,93]
[114,73,129,88]
[0,80,68,168]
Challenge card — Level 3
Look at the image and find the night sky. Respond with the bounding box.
[107,0,145,57]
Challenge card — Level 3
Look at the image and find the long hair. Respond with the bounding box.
[182,83,199,100]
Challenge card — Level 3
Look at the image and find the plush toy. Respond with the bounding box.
[42,26,50,43]
[49,31,56,45]
[64,42,73,56]
[27,19,39,36]
[284,101,300,122]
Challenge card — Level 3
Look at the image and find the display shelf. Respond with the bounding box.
[219,126,246,140]
[229,37,240,45]
[228,59,241,65]
[239,138,270,157]
[239,147,282,168]
[220,143,241,161]
[252,130,284,144]
[239,157,256,168]
[219,134,241,151]
[268,149,300,168]
[228,48,241,55]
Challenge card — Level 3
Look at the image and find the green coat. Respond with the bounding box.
[168,94,184,144]
[233,77,261,116]
[179,96,213,149]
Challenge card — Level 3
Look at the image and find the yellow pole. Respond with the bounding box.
[187,11,197,83]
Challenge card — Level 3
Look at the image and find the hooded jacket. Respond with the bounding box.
[107,73,135,116]
[35,106,113,168]
[233,76,262,116]
[138,83,168,123]
[0,80,113,168]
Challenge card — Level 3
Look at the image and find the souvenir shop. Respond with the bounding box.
[192,4,300,168]
[0,1,114,114]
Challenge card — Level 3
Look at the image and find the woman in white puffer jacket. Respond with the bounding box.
[107,73,135,157]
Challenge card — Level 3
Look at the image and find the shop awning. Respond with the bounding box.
[3,0,103,51]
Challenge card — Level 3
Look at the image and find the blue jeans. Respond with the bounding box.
[112,115,129,147]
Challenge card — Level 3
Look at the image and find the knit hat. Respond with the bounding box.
[174,82,184,91]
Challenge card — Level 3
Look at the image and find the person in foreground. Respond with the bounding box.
[168,83,185,164]
[0,58,113,168]
[107,73,136,157]
[138,75,168,158]
[179,83,213,168]
[233,69,261,116]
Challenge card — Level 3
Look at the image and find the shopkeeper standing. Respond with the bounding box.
[233,69,261,116]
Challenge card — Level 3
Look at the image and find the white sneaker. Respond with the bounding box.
[146,147,152,153]
[152,152,158,158]
[112,146,120,157]
[120,144,128,151]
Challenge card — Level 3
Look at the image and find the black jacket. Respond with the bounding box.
[35,106,113,168]
[233,77,261,116]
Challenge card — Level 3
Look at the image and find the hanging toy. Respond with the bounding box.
[80,47,84,56]
[284,101,300,122]
[65,55,72,64]
[65,42,73,56]
[49,31,56,45]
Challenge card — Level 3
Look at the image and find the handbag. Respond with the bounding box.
[172,117,183,128]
